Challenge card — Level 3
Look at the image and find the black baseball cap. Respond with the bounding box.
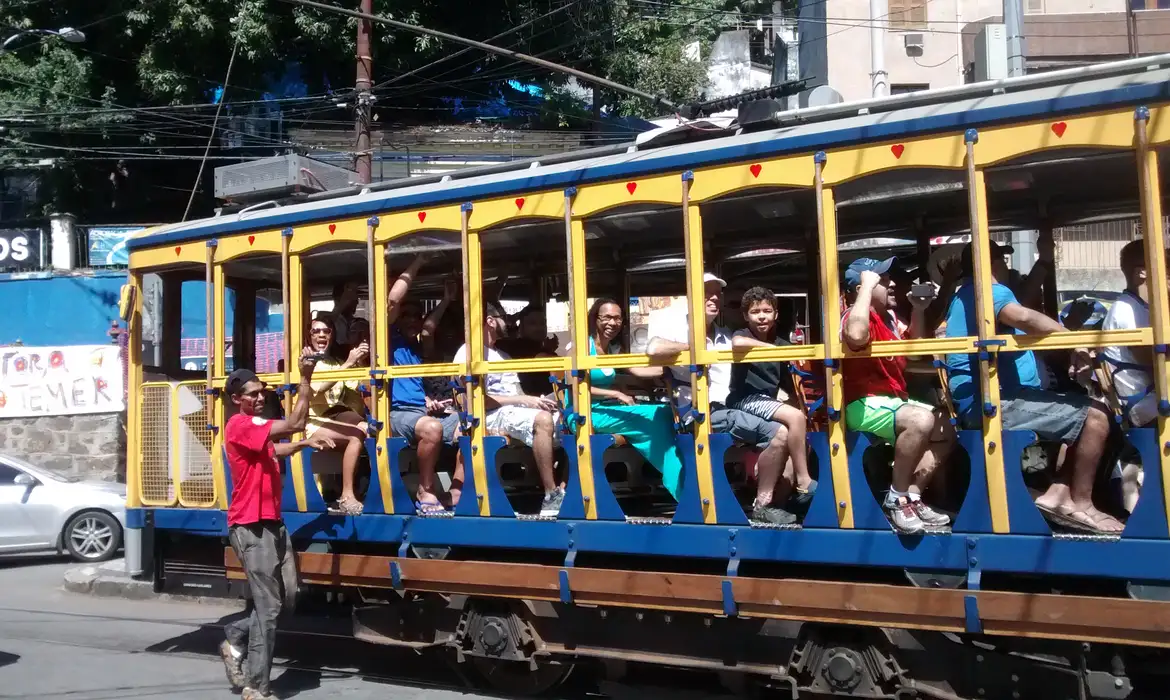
[484,301,505,320]
[960,241,1014,274]
[225,368,262,396]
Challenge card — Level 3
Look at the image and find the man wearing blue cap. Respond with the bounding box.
[842,257,954,534]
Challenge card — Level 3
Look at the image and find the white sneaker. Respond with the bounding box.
[911,499,951,527]
[884,495,925,534]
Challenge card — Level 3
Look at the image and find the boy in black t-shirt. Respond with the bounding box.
[728,287,816,497]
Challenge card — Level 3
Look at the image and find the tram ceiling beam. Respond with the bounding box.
[276,0,676,113]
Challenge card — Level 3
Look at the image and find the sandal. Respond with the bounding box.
[1036,504,1123,534]
[415,500,447,516]
[336,497,364,516]
[789,479,818,508]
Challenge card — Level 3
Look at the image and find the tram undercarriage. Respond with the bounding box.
[208,544,1168,700]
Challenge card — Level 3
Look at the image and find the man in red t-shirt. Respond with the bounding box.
[220,351,331,700]
[841,258,954,534]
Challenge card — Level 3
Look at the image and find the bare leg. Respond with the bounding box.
[755,423,792,507]
[413,417,445,506]
[531,411,558,494]
[891,405,935,494]
[910,412,955,498]
[448,428,464,507]
[1035,404,1123,533]
[772,404,811,491]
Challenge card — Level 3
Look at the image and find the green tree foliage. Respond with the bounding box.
[0,1,775,217]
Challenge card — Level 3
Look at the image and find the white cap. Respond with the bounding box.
[703,272,726,288]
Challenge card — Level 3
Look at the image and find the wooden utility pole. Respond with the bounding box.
[355,0,374,183]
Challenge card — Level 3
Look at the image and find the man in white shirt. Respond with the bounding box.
[454,301,563,516]
[647,273,798,525]
[1102,239,1168,427]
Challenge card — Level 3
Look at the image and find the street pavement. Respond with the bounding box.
[0,554,499,700]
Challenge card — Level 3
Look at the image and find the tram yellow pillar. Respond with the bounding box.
[287,253,309,513]
[965,133,1010,534]
[681,179,717,524]
[462,206,491,517]
[1135,108,1170,534]
[372,241,396,513]
[567,216,598,519]
[815,154,853,528]
[125,273,143,510]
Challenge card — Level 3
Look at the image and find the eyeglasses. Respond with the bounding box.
[597,314,622,323]
[310,327,332,335]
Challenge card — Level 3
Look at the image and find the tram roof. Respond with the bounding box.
[129,54,1170,253]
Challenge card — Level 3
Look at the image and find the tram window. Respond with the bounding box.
[301,242,372,363]
[218,252,284,374]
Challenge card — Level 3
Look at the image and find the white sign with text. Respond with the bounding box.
[0,345,124,417]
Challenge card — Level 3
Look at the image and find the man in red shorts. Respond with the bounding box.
[219,350,332,700]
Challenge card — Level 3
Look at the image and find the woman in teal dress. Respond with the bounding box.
[585,298,686,499]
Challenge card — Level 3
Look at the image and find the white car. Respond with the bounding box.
[0,454,126,562]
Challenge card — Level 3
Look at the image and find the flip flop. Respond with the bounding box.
[415,500,448,516]
[1036,504,1122,534]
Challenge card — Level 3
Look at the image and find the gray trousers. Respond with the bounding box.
[225,521,297,694]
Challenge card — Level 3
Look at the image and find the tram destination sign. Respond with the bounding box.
[0,345,124,417]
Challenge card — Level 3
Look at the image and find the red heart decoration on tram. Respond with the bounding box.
[247,235,255,245]
[1051,121,1067,137]
[174,246,181,256]
[328,223,337,235]
[891,144,905,159]
[515,197,525,210]
[749,163,762,178]
[417,211,427,223]
[626,182,637,195]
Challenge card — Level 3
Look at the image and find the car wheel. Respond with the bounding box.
[64,511,122,563]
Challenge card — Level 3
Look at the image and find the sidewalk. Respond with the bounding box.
[62,558,243,607]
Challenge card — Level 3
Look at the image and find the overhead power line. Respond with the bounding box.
[184,37,240,221]
[276,0,676,112]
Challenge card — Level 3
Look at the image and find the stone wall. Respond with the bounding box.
[0,412,125,482]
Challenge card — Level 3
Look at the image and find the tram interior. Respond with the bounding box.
[134,141,1168,530]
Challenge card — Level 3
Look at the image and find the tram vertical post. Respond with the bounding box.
[814,152,853,528]
[964,130,1010,534]
[565,191,598,519]
[461,203,491,516]
[280,229,292,417]
[365,217,380,431]
[1134,107,1170,530]
[680,172,718,524]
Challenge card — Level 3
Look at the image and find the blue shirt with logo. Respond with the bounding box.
[944,281,1040,417]
[390,326,426,409]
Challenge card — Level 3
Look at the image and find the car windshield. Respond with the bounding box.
[2,455,79,483]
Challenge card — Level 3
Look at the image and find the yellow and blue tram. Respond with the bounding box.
[121,55,1170,698]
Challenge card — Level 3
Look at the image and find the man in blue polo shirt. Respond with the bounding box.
[386,256,461,513]
[943,242,1121,534]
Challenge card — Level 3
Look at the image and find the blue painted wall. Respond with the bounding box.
[0,271,126,346]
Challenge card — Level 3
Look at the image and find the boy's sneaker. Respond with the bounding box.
[219,640,245,691]
[750,502,797,525]
[242,688,278,700]
[539,488,564,517]
[884,495,925,534]
[911,499,951,527]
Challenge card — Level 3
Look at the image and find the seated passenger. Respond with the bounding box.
[647,273,799,525]
[586,298,685,498]
[1102,238,1168,428]
[728,286,814,496]
[305,315,370,515]
[842,258,953,534]
[453,302,564,517]
[386,256,463,514]
[496,303,559,397]
[943,243,1122,534]
[330,280,362,354]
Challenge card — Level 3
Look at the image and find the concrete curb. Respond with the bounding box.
[63,558,245,608]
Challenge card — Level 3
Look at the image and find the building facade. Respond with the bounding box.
[823,0,1168,102]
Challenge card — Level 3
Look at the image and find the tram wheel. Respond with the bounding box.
[470,656,574,696]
